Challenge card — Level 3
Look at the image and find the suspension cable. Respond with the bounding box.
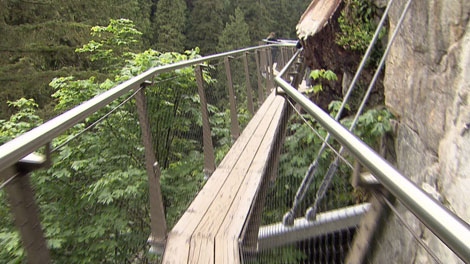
[287,99,354,169]
[304,0,414,220]
[282,0,398,225]
[51,87,143,153]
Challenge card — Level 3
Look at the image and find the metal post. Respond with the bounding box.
[281,48,289,80]
[243,52,255,115]
[279,47,286,70]
[1,165,51,264]
[224,56,240,141]
[266,48,275,91]
[255,50,264,105]
[260,49,270,95]
[195,65,216,178]
[134,82,167,253]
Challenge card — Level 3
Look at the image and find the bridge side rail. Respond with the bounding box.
[0,44,295,263]
[274,72,470,263]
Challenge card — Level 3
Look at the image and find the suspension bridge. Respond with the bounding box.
[1,0,469,263]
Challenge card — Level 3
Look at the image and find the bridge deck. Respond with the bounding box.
[162,91,286,263]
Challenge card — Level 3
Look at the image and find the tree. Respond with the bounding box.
[154,0,187,52]
[228,0,271,43]
[217,8,251,52]
[186,0,224,54]
[75,19,143,74]
[0,0,153,120]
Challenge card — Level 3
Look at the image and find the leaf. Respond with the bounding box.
[310,69,322,80]
[313,84,323,93]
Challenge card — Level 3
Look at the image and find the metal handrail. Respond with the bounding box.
[274,74,470,263]
[0,44,295,171]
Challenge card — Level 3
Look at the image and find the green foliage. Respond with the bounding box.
[251,245,307,264]
[0,19,217,263]
[336,0,386,52]
[154,0,187,52]
[187,0,225,54]
[342,107,394,147]
[262,103,394,243]
[0,98,42,144]
[50,76,110,112]
[76,19,143,73]
[0,228,24,263]
[161,151,206,227]
[0,0,153,120]
[217,8,251,52]
[307,69,338,94]
[328,100,350,118]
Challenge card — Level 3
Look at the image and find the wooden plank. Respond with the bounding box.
[214,95,286,263]
[188,236,213,264]
[162,91,279,263]
[188,94,282,263]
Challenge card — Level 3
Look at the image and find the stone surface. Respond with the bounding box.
[374,0,469,263]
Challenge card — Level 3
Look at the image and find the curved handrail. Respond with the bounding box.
[0,44,295,171]
[274,73,470,263]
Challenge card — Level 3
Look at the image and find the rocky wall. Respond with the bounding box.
[372,0,470,263]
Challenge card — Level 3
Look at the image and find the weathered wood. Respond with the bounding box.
[215,95,285,263]
[1,166,51,264]
[135,85,167,251]
[189,93,281,263]
[255,50,264,106]
[195,65,216,178]
[162,91,281,263]
[243,52,255,115]
[224,56,240,141]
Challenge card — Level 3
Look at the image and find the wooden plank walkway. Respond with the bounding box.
[162,91,286,263]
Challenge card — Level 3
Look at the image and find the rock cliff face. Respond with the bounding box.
[373,0,469,262]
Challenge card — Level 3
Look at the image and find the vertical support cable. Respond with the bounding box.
[224,56,240,141]
[282,0,397,226]
[135,82,167,253]
[195,65,216,178]
[305,0,414,220]
[243,52,255,115]
[255,50,265,105]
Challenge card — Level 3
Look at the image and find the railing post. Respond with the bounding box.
[259,49,270,95]
[1,155,51,264]
[135,82,167,254]
[255,50,264,106]
[224,56,240,141]
[278,47,286,70]
[195,65,216,178]
[243,52,255,115]
[265,48,275,91]
[281,48,290,80]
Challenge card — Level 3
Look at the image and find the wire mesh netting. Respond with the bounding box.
[0,46,284,263]
[241,94,363,264]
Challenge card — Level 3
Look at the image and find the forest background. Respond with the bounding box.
[0,0,310,120]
